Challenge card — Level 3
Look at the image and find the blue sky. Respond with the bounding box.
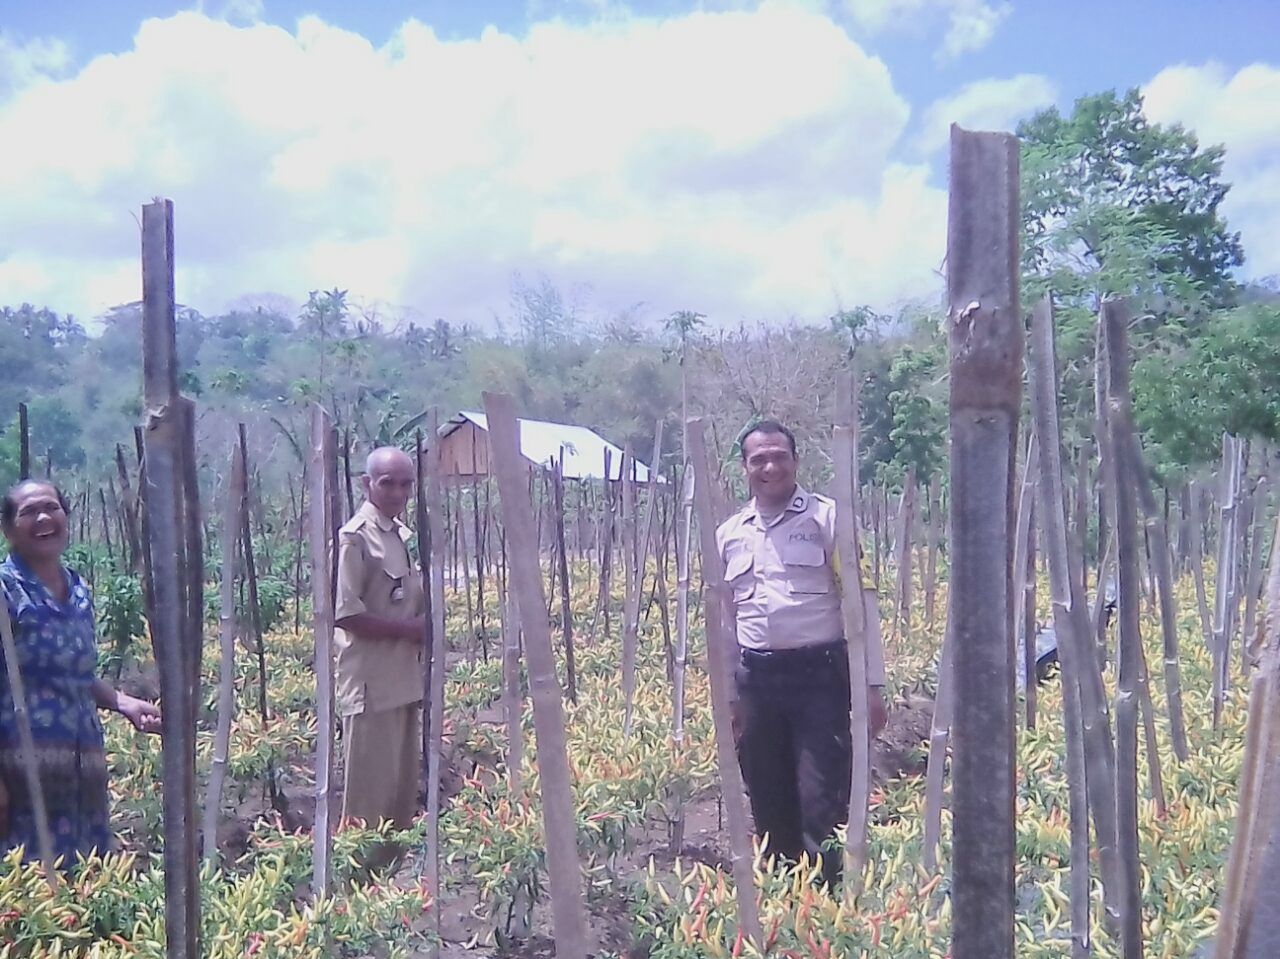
[2,1,1278,325]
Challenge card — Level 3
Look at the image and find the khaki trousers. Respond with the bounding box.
[341,701,422,832]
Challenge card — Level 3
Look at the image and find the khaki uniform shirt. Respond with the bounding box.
[334,501,427,717]
[716,486,886,684]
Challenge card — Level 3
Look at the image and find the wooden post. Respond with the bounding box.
[1103,299,1146,959]
[17,402,29,481]
[623,421,665,737]
[1214,436,1244,727]
[552,456,576,703]
[203,442,245,864]
[833,372,872,893]
[238,425,279,810]
[894,468,916,636]
[498,529,524,792]
[945,126,1022,959]
[925,477,942,633]
[484,391,589,957]
[1244,478,1271,665]
[140,198,199,959]
[422,411,448,954]
[921,622,955,875]
[1011,433,1038,728]
[688,417,762,946]
[309,404,336,896]
[1027,296,1095,958]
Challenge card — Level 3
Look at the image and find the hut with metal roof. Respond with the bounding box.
[436,410,661,483]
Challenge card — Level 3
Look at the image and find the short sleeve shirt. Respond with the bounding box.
[333,502,427,717]
[716,486,886,684]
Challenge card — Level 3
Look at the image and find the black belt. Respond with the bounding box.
[739,639,846,669]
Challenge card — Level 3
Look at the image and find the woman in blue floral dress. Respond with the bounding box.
[0,480,161,867]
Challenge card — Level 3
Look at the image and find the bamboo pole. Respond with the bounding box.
[1190,482,1214,652]
[422,411,448,954]
[498,530,524,792]
[688,416,762,946]
[17,402,29,481]
[945,125,1022,959]
[921,621,954,875]
[894,468,916,636]
[1031,295,1121,934]
[1011,433,1038,728]
[925,477,942,633]
[1103,299,1145,959]
[1214,436,1244,727]
[0,601,56,885]
[833,372,872,894]
[484,392,589,957]
[202,442,245,864]
[309,404,336,896]
[552,457,576,703]
[1124,428,1190,760]
[1213,513,1280,958]
[1243,478,1271,666]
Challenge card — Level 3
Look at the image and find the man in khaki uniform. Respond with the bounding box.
[334,447,427,850]
[717,420,887,888]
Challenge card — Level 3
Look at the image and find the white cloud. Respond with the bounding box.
[916,73,1055,153]
[843,0,1011,62]
[0,31,71,98]
[0,7,947,326]
[1144,61,1280,280]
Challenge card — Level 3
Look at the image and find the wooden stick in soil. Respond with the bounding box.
[17,401,29,480]
[1011,432,1038,729]
[1189,481,1214,653]
[945,125,1022,959]
[552,456,577,703]
[1103,298,1146,959]
[1124,427,1190,761]
[484,391,589,957]
[1214,435,1244,728]
[202,441,245,864]
[688,416,763,946]
[893,468,916,636]
[457,483,477,657]
[238,425,280,811]
[98,487,116,564]
[622,423,665,735]
[498,530,524,793]
[1024,498,1038,730]
[672,459,695,742]
[0,601,56,887]
[921,621,955,875]
[1243,478,1271,665]
[833,371,872,895]
[140,198,200,959]
[925,477,942,633]
[1030,295,1121,935]
[308,404,336,897]
[421,411,449,953]
[1213,513,1280,959]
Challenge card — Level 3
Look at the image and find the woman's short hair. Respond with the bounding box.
[1,480,71,528]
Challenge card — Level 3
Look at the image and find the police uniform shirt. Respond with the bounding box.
[716,486,887,684]
[334,501,426,718]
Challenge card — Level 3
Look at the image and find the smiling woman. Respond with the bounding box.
[0,479,161,868]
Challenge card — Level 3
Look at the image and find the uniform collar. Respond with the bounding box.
[358,500,400,533]
[745,485,810,524]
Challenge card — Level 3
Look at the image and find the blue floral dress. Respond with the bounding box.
[0,555,112,866]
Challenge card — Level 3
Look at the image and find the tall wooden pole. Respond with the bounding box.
[484,391,589,958]
[17,402,29,481]
[688,417,762,946]
[1103,299,1146,959]
[140,198,200,959]
[945,126,1022,959]
[309,404,336,896]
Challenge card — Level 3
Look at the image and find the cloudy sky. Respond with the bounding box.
[2,1,1277,329]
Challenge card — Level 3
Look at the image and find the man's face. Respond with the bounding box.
[363,456,415,517]
[742,430,797,507]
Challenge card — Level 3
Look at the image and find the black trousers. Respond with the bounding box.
[734,640,851,887]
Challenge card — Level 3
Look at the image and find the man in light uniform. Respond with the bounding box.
[334,446,427,863]
[717,420,887,887]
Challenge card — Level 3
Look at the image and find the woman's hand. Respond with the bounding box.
[117,694,162,735]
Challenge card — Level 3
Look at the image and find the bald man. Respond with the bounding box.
[334,447,427,861]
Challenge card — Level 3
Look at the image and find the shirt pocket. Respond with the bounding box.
[380,567,411,609]
[781,543,831,595]
[724,551,756,602]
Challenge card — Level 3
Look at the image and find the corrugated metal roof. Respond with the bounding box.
[441,410,663,483]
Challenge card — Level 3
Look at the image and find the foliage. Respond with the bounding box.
[96,572,147,682]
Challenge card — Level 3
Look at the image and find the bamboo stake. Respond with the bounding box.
[921,622,954,875]
[1103,299,1145,959]
[1011,433,1038,727]
[834,372,872,894]
[1214,436,1244,727]
[422,411,448,954]
[1190,481,1214,652]
[552,457,576,703]
[0,601,56,885]
[484,391,589,957]
[17,402,29,481]
[623,425,664,735]
[498,530,523,792]
[688,416,762,946]
[1213,513,1280,958]
[925,477,942,633]
[1243,478,1271,666]
[309,404,336,896]
[202,442,245,864]
[946,125,1022,959]
[1124,429,1190,761]
[1031,295,1121,935]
